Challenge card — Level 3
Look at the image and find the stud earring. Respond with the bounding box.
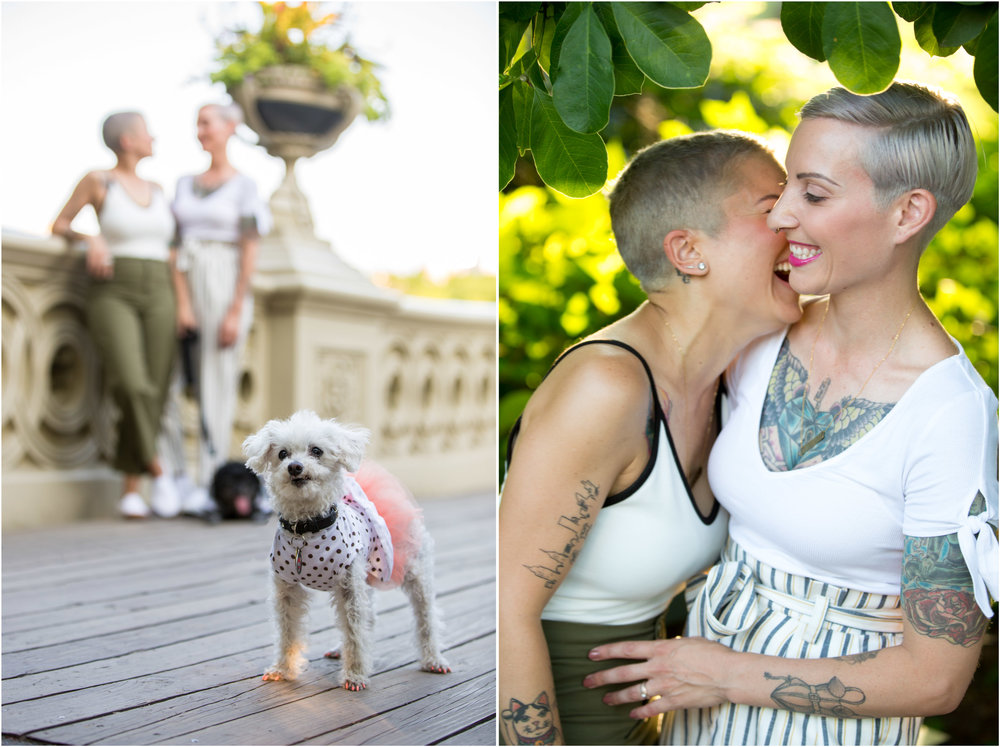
[697,262,706,271]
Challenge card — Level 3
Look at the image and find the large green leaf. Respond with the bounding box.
[914,6,960,57]
[513,78,533,154]
[500,2,541,22]
[822,2,901,94]
[594,3,647,95]
[534,7,559,75]
[530,89,608,197]
[890,2,927,22]
[611,2,711,89]
[548,3,585,79]
[500,86,517,190]
[931,2,996,46]
[781,2,827,62]
[553,4,615,133]
[973,12,998,112]
[500,15,532,74]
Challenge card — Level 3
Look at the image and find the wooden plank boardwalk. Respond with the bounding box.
[1,492,496,746]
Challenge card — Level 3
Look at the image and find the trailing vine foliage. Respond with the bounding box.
[499,1,999,197]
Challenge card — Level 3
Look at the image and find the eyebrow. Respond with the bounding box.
[757,194,781,203]
[796,172,841,187]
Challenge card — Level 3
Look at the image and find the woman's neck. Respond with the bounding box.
[641,295,751,399]
[204,147,234,179]
[113,154,141,177]
[820,281,924,354]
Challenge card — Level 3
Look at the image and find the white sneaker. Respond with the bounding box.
[173,473,197,505]
[151,475,181,518]
[119,492,151,519]
[182,486,212,515]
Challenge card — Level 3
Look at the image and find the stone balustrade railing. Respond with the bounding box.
[2,231,496,529]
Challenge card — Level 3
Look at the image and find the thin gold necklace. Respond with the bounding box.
[799,297,918,455]
[653,304,720,478]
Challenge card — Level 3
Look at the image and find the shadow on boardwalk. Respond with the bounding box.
[1,493,496,746]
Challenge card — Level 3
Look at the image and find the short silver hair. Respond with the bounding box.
[201,102,244,126]
[799,81,976,241]
[101,111,144,154]
[608,130,781,292]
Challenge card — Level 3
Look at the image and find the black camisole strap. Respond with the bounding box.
[504,339,666,508]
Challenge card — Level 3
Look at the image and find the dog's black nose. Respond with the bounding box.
[287,461,304,477]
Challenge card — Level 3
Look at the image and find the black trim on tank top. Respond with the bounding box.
[506,339,720,516]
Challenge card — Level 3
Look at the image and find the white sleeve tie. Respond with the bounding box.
[957,511,998,618]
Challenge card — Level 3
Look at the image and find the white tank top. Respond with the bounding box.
[508,340,729,625]
[98,178,174,261]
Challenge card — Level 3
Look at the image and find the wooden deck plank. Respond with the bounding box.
[2,493,496,746]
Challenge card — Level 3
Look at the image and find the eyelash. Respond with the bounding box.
[803,192,826,204]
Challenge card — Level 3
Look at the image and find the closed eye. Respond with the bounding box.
[804,192,826,204]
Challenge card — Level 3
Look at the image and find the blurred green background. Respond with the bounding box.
[499,5,998,744]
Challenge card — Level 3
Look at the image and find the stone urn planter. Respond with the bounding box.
[231,64,364,238]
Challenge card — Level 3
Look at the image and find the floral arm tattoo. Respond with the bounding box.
[901,521,989,647]
[523,480,600,588]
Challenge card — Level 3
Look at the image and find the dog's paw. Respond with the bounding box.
[342,677,368,691]
[421,657,452,674]
[262,669,290,682]
[323,648,341,659]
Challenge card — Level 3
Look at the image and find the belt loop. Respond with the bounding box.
[801,595,831,643]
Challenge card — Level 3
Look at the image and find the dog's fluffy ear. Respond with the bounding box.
[327,420,370,472]
[242,421,278,475]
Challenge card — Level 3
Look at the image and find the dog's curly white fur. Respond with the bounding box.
[243,410,450,690]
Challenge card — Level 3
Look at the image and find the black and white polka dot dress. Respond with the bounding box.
[270,477,395,591]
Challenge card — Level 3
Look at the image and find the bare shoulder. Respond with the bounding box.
[524,341,651,429]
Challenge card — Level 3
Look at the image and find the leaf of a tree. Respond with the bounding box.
[973,12,998,112]
[595,3,647,95]
[548,3,585,79]
[890,2,928,23]
[500,86,517,190]
[611,2,711,89]
[822,2,901,94]
[530,89,608,197]
[914,6,960,57]
[500,15,533,74]
[781,2,827,62]
[931,2,996,47]
[553,4,615,133]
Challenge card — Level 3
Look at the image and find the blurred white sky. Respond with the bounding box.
[1,1,496,278]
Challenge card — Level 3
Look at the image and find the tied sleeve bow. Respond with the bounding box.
[957,511,998,618]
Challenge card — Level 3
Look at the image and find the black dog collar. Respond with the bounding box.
[279,504,339,535]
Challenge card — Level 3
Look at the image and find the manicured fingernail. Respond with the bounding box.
[588,648,600,659]
[582,676,593,688]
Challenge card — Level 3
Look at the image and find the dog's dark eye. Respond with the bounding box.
[278,449,288,460]
[310,447,323,457]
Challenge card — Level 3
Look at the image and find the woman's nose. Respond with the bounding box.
[767,191,796,233]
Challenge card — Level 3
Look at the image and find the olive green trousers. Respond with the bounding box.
[87,257,176,475]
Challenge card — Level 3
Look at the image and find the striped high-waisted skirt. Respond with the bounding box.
[664,539,921,746]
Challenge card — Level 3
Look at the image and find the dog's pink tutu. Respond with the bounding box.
[352,461,422,589]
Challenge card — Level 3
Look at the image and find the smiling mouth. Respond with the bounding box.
[774,259,791,282]
[788,241,822,267]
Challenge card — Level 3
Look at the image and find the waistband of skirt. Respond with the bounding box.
[722,537,901,614]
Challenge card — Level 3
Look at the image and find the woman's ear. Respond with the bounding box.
[893,189,936,245]
[663,229,708,279]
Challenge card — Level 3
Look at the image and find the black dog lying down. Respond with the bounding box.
[206,461,270,523]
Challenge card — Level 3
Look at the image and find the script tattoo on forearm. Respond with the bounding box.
[764,672,866,717]
[901,522,989,648]
[524,480,600,588]
[834,650,878,665]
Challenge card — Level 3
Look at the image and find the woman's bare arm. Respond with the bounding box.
[500,348,650,744]
[585,525,989,719]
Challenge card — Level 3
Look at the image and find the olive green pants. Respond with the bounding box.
[87,258,176,475]
[501,614,663,746]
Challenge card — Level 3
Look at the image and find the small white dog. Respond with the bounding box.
[243,410,451,690]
